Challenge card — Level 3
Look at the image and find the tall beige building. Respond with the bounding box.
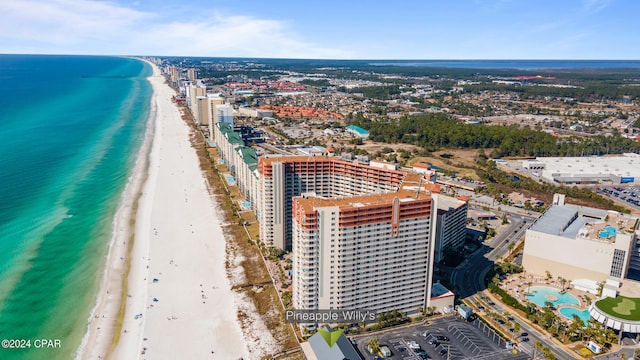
[292,189,435,322]
[188,85,206,110]
[187,68,197,82]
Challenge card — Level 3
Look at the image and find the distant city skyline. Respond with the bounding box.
[0,0,638,60]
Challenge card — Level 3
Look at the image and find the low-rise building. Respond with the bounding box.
[345,125,369,139]
[301,327,362,360]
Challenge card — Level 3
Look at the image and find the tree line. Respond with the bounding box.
[352,113,640,157]
[462,82,640,102]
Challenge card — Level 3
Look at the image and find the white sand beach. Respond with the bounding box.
[77,62,254,359]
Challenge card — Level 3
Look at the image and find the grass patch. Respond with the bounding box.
[595,296,640,321]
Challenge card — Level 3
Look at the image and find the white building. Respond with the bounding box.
[522,196,639,283]
[529,154,640,184]
[207,96,225,138]
[237,107,273,119]
[432,194,469,262]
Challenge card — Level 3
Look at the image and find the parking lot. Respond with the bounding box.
[354,316,530,360]
[597,186,640,209]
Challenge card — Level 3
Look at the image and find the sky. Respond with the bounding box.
[0,0,638,60]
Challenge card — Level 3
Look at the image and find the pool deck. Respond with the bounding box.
[618,279,640,298]
[501,274,594,321]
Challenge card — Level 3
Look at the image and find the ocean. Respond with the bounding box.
[0,55,152,360]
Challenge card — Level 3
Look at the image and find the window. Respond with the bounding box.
[610,249,626,278]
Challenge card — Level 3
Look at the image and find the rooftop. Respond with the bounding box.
[431,282,454,299]
[433,193,467,211]
[345,124,369,135]
[294,188,431,211]
[304,327,363,360]
[537,153,640,180]
[530,204,638,243]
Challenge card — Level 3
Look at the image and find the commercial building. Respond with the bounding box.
[257,156,410,251]
[237,106,273,119]
[233,146,260,213]
[214,122,243,176]
[211,103,234,139]
[291,187,435,322]
[525,154,640,184]
[429,282,455,313]
[186,68,197,82]
[522,195,639,283]
[168,65,179,85]
[212,127,470,327]
[194,96,210,127]
[188,84,206,110]
[432,194,469,262]
[211,121,262,221]
[300,327,362,360]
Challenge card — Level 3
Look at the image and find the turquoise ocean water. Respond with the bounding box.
[0,55,151,360]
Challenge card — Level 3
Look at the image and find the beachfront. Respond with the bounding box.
[77,62,260,359]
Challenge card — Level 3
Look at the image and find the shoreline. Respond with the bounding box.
[75,60,158,359]
[78,60,255,359]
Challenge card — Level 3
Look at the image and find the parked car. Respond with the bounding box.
[436,335,449,341]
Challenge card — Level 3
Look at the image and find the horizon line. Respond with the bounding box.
[1,53,640,62]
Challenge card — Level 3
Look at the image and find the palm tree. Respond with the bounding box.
[534,341,544,359]
[367,337,380,355]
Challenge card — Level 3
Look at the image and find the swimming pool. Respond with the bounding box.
[559,307,590,323]
[225,174,237,185]
[525,286,579,307]
[599,225,617,239]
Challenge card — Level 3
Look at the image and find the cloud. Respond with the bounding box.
[582,0,612,13]
[0,0,350,58]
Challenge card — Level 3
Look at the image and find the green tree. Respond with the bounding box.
[367,338,380,354]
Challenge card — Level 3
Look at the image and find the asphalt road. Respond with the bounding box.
[451,213,535,298]
[448,211,581,360]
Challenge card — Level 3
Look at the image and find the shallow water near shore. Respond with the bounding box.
[0,55,151,360]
